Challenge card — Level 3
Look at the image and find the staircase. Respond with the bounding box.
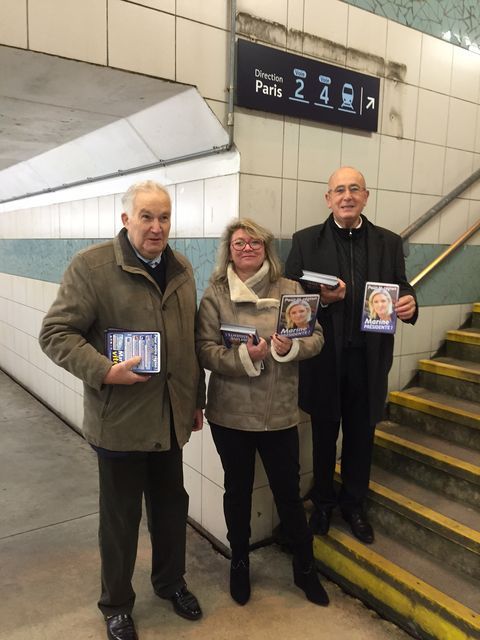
[312,303,480,640]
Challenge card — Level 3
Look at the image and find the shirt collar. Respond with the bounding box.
[332,214,363,230]
[127,234,163,268]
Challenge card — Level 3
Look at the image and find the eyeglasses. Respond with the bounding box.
[231,239,264,251]
[328,184,366,196]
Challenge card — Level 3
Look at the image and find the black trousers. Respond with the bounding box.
[310,347,376,514]
[96,442,188,617]
[210,423,313,567]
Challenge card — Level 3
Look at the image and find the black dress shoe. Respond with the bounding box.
[106,614,138,640]
[309,508,331,535]
[230,557,250,605]
[342,510,374,544]
[167,586,202,621]
[293,560,329,606]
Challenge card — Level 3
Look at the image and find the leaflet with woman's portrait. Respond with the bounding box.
[360,282,400,334]
[276,294,320,338]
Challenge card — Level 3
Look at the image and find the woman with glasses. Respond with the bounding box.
[196,218,328,608]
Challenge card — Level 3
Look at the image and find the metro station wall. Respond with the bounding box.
[1,0,480,548]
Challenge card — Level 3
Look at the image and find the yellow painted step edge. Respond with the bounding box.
[418,359,480,384]
[389,390,480,425]
[375,429,480,478]
[334,465,480,545]
[367,476,480,547]
[314,529,479,640]
[447,329,480,346]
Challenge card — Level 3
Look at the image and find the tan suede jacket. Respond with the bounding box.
[196,266,324,431]
[39,229,205,451]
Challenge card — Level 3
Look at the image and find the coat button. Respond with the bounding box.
[154,442,162,449]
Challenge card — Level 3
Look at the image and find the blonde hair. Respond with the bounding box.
[121,180,170,215]
[210,218,282,284]
[285,298,312,329]
[368,288,393,319]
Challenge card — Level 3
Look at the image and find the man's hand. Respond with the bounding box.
[395,294,416,321]
[246,335,269,362]
[192,408,204,432]
[102,356,151,385]
[320,278,346,304]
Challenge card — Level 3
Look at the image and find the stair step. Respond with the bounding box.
[373,424,480,509]
[313,524,480,640]
[419,357,480,382]
[447,328,480,345]
[389,387,480,432]
[366,465,480,580]
[446,328,480,362]
[377,420,480,468]
[418,356,480,403]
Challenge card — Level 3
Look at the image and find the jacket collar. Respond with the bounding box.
[227,262,279,309]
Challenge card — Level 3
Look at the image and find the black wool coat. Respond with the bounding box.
[285,214,418,424]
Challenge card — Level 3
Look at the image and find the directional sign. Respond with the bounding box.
[236,39,380,133]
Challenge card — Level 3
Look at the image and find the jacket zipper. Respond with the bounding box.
[348,229,355,343]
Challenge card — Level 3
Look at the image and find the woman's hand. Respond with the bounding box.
[271,333,292,356]
[246,335,268,361]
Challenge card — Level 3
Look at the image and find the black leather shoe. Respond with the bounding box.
[106,614,138,640]
[167,586,202,621]
[309,508,331,535]
[230,557,250,605]
[293,560,329,606]
[342,510,374,544]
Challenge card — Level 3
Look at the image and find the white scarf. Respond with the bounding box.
[227,262,279,309]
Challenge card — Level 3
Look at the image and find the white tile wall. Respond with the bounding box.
[108,0,175,79]
[0,0,27,47]
[29,0,107,64]
[176,18,229,102]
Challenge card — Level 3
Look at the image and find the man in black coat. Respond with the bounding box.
[285,166,417,544]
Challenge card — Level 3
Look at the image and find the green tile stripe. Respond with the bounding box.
[0,239,479,306]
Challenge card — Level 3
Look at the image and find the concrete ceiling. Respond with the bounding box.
[0,46,229,202]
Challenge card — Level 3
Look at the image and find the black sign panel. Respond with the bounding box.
[236,39,380,132]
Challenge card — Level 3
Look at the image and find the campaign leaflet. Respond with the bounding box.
[276,293,320,338]
[105,330,161,373]
[360,282,400,334]
[220,322,259,348]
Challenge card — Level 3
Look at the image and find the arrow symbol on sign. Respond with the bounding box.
[366,97,375,110]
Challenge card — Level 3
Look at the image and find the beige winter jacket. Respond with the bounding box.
[39,228,205,451]
[196,264,324,431]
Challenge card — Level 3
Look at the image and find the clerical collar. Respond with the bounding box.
[332,215,363,230]
[127,235,163,268]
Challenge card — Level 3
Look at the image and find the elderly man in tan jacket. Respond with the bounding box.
[39,180,205,640]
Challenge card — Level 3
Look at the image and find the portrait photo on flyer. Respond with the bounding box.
[360,282,400,334]
[276,294,320,338]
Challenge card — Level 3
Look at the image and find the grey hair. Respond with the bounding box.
[121,180,170,215]
[210,217,282,284]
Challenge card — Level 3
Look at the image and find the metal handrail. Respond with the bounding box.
[410,219,480,287]
[401,167,480,240]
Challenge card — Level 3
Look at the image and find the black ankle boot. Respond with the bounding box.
[293,560,329,606]
[230,557,250,605]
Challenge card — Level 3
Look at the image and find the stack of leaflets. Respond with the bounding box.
[360,282,400,334]
[300,269,339,289]
[276,293,320,338]
[220,322,259,348]
[105,329,161,373]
